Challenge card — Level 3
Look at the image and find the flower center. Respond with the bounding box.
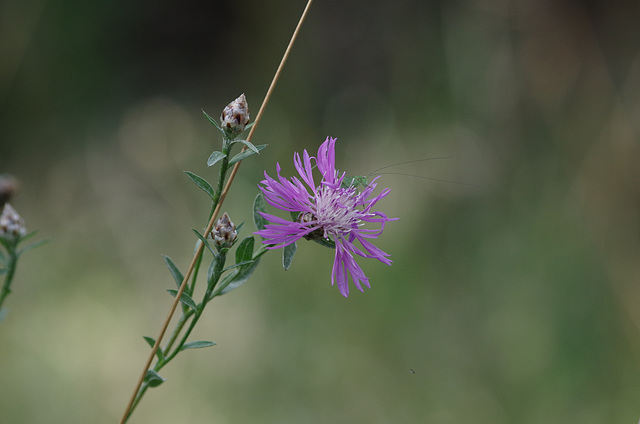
[302,185,361,240]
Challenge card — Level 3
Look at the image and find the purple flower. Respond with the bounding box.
[255,137,397,297]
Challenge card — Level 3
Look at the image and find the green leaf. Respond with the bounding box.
[181,340,216,351]
[283,242,296,270]
[311,237,336,249]
[220,259,260,295]
[235,236,254,264]
[215,257,260,296]
[228,144,267,166]
[163,256,184,289]
[166,289,198,312]
[143,336,156,349]
[0,237,11,251]
[144,370,166,388]
[201,109,224,133]
[230,139,260,154]
[17,238,48,257]
[207,151,227,167]
[142,336,165,360]
[192,230,216,256]
[206,255,218,289]
[253,192,268,232]
[184,171,215,201]
[223,260,253,272]
[16,230,38,244]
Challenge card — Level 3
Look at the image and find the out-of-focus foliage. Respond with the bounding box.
[1,0,640,423]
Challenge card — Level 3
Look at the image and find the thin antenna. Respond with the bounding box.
[373,172,479,187]
[366,156,452,177]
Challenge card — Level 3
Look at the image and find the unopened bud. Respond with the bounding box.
[0,204,26,242]
[0,175,19,210]
[220,94,250,137]
[211,212,237,248]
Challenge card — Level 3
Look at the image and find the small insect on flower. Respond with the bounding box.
[254,137,397,297]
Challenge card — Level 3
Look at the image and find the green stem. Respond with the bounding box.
[162,239,204,353]
[126,250,229,420]
[163,251,227,363]
[160,308,202,365]
[212,141,232,206]
[187,241,204,296]
[162,139,233,356]
[124,136,239,422]
[163,310,194,355]
[0,245,17,312]
[127,384,149,421]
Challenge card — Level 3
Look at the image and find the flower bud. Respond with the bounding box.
[220,94,250,137]
[211,212,237,248]
[0,175,19,210]
[0,204,26,242]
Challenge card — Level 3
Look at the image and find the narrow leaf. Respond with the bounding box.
[16,230,38,243]
[243,122,255,132]
[143,336,156,349]
[166,289,198,312]
[192,230,216,256]
[253,192,268,232]
[206,256,218,289]
[181,340,216,351]
[0,238,10,251]
[283,242,296,270]
[223,260,253,272]
[235,236,254,264]
[201,109,224,132]
[228,144,267,166]
[17,238,48,256]
[142,336,165,360]
[163,256,184,289]
[231,139,259,154]
[218,258,260,296]
[207,151,227,167]
[184,171,215,201]
[144,370,166,388]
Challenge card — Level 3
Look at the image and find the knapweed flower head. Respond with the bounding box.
[0,203,26,243]
[211,212,237,249]
[255,137,397,297]
[220,94,250,137]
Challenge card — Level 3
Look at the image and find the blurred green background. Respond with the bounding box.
[2,0,640,422]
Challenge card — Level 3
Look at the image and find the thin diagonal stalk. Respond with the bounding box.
[119,1,314,422]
